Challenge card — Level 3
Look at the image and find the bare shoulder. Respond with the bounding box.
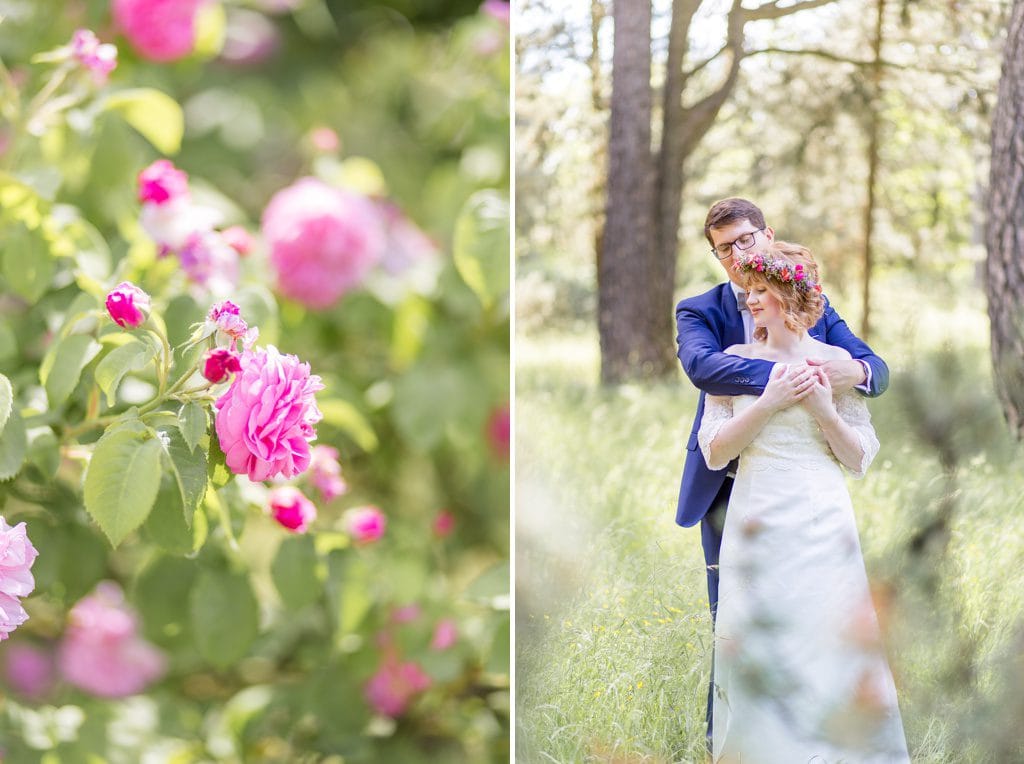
[809,337,851,361]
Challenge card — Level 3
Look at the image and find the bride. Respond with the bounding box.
[697,242,909,763]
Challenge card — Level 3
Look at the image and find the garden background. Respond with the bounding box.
[0,0,510,761]
[516,0,1024,761]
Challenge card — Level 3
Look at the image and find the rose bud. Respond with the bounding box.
[105,282,151,328]
[202,348,242,384]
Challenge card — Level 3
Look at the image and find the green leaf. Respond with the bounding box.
[486,612,510,676]
[0,406,27,481]
[103,88,185,155]
[177,401,208,454]
[390,362,488,451]
[161,427,208,526]
[27,428,60,480]
[134,555,199,647]
[452,190,509,309]
[465,561,509,605]
[143,472,208,554]
[3,222,54,302]
[83,427,162,547]
[40,334,102,409]
[94,339,157,407]
[190,567,259,669]
[318,398,379,452]
[327,552,372,639]
[0,373,11,434]
[271,535,322,610]
[207,429,231,488]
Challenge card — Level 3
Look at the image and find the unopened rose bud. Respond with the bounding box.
[202,348,242,383]
[267,486,317,533]
[105,282,151,328]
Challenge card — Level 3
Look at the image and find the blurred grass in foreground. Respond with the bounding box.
[515,294,1024,763]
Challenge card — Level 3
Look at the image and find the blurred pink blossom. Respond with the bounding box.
[202,348,242,384]
[391,604,421,624]
[309,127,340,153]
[58,581,165,698]
[343,506,386,545]
[377,202,439,276]
[364,658,431,717]
[220,225,254,256]
[432,510,455,538]
[112,0,204,62]
[0,518,38,641]
[137,159,189,205]
[481,0,510,25]
[105,281,150,329]
[3,643,55,699]
[214,345,324,482]
[308,445,347,502]
[70,29,117,84]
[430,618,458,651]
[268,486,317,533]
[179,231,240,294]
[486,402,510,460]
[261,177,384,309]
[220,7,280,66]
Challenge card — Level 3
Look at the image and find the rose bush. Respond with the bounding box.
[0,0,508,760]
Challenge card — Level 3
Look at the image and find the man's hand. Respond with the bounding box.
[805,357,866,393]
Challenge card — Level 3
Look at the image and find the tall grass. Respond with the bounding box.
[515,322,1024,763]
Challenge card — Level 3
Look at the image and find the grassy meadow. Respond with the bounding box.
[514,275,1024,763]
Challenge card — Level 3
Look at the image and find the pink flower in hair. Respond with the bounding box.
[214,345,324,482]
[364,658,431,717]
[57,581,165,697]
[261,177,384,309]
[267,486,317,533]
[113,0,204,62]
[105,281,151,328]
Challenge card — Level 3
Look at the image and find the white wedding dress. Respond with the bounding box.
[699,392,909,764]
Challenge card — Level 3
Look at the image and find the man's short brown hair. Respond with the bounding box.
[703,198,767,246]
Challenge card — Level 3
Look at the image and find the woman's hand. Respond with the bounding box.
[759,363,817,413]
[801,367,838,423]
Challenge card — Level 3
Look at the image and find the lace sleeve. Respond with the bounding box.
[835,393,880,479]
[697,395,734,471]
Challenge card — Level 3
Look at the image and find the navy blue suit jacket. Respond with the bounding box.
[674,283,888,528]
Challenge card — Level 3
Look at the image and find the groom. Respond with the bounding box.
[673,198,889,749]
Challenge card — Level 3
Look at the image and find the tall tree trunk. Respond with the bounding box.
[985,0,1024,439]
[590,0,608,313]
[599,0,657,384]
[861,0,886,340]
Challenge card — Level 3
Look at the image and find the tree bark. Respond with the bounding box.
[860,0,886,340]
[599,0,657,383]
[985,0,1024,439]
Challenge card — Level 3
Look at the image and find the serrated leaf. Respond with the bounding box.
[190,567,259,669]
[271,535,321,610]
[95,339,157,407]
[40,334,101,409]
[103,88,184,155]
[452,190,509,309]
[83,428,162,547]
[0,373,12,433]
[0,407,27,481]
[3,222,54,302]
[161,427,208,526]
[177,401,208,454]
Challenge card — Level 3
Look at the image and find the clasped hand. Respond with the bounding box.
[761,363,836,422]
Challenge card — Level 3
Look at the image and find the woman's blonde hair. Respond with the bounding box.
[735,240,825,341]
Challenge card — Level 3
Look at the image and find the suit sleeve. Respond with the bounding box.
[675,302,774,396]
[820,301,889,398]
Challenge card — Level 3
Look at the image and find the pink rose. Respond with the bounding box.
[481,0,510,25]
[0,516,36,641]
[486,403,510,460]
[343,506,386,545]
[202,348,242,383]
[430,618,458,651]
[70,29,117,84]
[214,345,324,482]
[364,659,431,717]
[137,159,190,206]
[112,0,204,62]
[206,300,257,350]
[267,486,316,533]
[58,581,165,698]
[261,178,384,309]
[105,281,151,328]
[4,642,55,699]
[308,445,347,502]
[432,510,455,538]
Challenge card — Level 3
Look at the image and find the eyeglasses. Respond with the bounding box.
[711,228,765,259]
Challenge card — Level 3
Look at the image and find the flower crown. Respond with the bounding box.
[731,251,822,293]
